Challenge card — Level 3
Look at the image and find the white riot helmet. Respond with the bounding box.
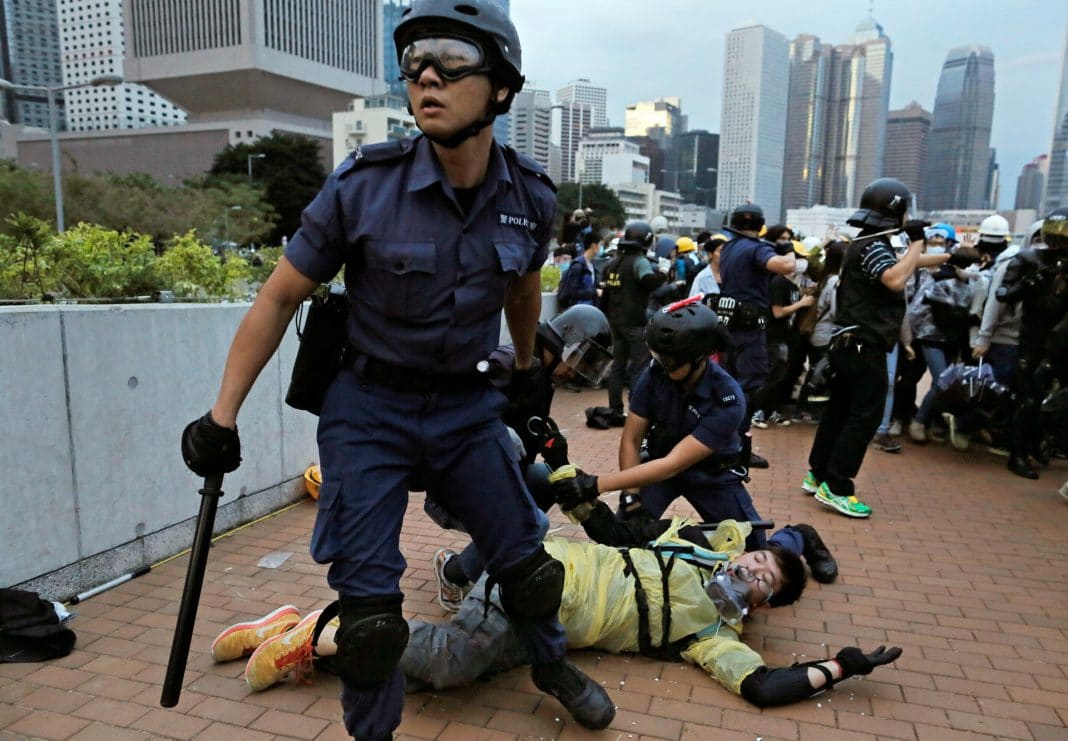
[978,214,1010,241]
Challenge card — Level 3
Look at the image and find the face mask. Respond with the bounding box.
[704,563,772,625]
[927,246,946,255]
[597,245,605,258]
[795,258,809,276]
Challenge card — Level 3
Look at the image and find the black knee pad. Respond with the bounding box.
[335,594,410,689]
[497,547,564,621]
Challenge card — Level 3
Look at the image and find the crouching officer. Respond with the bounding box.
[997,207,1068,479]
[180,0,612,736]
[717,204,797,468]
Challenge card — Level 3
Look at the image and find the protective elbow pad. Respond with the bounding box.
[335,594,410,689]
[739,665,823,708]
[497,547,565,621]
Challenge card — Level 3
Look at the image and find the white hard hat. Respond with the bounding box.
[978,214,1010,239]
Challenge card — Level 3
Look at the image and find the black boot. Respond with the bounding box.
[531,659,615,730]
[791,523,838,584]
[1008,454,1039,480]
[748,452,770,469]
[741,435,769,469]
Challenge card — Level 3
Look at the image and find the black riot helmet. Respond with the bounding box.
[1041,207,1068,250]
[847,178,912,231]
[538,304,614,384]
[618,221,655,252]
[395,0,524,112]
[646,296,730,372]
[729,204,765,233]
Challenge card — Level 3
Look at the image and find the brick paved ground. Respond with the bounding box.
[3,387,1067,740]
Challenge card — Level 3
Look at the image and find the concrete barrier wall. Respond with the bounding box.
[1,293,558,593]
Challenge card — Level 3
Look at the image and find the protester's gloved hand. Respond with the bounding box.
[181,411,241,476]
[948,246,981,269]
[834,645,902,678]
[902,219,930,243]
[548,464,600,510]
[539,431,569,470]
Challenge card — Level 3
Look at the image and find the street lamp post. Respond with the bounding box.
[223,206,242,254]
[0,74,123,232]
[246,153,266,183]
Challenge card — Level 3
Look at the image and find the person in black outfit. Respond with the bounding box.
[803,178,929,519]
[996,207,1068,479]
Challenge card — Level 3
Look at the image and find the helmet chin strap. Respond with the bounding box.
[414,88,500,149]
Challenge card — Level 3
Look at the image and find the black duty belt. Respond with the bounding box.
[344,351,489,394]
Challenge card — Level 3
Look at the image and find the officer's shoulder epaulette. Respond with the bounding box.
[336,138,416,179]
[502,144,557,193]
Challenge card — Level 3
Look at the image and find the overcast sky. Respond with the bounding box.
[510,0,1067,210]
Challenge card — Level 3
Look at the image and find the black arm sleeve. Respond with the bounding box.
[580,502,670,546]
[739,665,825,708]
[638,271,667,291]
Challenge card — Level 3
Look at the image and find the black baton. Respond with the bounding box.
[160,473,224,707]
[697,519,775,531]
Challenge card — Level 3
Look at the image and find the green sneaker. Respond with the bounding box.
[815,482,872,518]
[801,471,820,495]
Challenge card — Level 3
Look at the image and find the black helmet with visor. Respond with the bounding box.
[540,305,613,385]
[646,296,729,373]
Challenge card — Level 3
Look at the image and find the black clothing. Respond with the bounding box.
[835,237,904,351]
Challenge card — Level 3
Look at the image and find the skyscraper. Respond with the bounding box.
[925,45,996,210]
[382,0,410,97]
[782,18,892,212]
[625,97,685,189]
[1016,155,1048,211]
[508,86,552,171]
[718,24,790,222]
[0,0,65,128]
[58,0,185,131]
[884,101,931,209]
[554,78,606,182]
[676,130,719,207]
[1045,22,1068,213]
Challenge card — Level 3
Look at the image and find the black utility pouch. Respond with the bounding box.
[285,285,348,415]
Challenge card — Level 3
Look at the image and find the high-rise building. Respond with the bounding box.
[58,0,185,131]
[382,0,410,96]
[675,130,719,207]
[0,0,65,128]
[554,79,606,182]
[576,127,647,185]
[1045,22,1068,213]
[332,94,416,166]
[1016,154,1048,211]
[925,45,996,210]
[124,0,382,134]
[718,24,790,222]
[782,18,892,212]
[782,34,830,211]
[490,0,510,146]
[508,86,551,171]
[884,101,931,209]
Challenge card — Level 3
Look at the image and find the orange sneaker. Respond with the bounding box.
[244,610,322,691]
[210,605,300,663]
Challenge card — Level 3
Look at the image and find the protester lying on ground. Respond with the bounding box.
[212,516,898,711]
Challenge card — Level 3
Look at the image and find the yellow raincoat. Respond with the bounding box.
[544,518,765,695]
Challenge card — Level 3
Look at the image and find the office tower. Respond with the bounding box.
[625,97,685,187]
[58,0,185,131]
[508,86,551,171]
[1016,155,1048,211]
[676,130,719,206]
[718,24,789,222]
[0,0,65,128]
[1045,22,1068,213]
[382,0,410,96]
[782,17,892,211]
[554,79,606,182]
[125,0,381,128]
[576,127,648,185]
[884,101,931,209]
[925,45,996,210]
[782,34,831,211]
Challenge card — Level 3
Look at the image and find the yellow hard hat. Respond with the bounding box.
[758,225,768,238]
[676,237,697,254]
[304,464,322,500]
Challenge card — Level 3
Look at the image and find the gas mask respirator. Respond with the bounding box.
[704,564,770,625]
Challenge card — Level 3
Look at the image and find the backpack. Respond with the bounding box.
[0,588,77,663]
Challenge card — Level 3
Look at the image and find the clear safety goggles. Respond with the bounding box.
[561,340,613,386]
[399,35,491,82]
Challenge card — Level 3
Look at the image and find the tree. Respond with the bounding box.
[556,183,626,236]
[209,131,328,245]
[0,160,54,232]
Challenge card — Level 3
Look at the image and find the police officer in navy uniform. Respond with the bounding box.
[601,220,667,424]
[717,204,797,468]
[179,0,614,736]
[550,297,840,583]
[803,179,929,519]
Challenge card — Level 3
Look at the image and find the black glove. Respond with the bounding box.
[902,219,930,243]
[551,469,600,510]
[539,432,569,470]
[947,246,980,269]
[834,645,902,678]
[508,357,548,419]
[181,411,241,476]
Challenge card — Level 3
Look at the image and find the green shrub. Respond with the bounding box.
[540,263,561,293]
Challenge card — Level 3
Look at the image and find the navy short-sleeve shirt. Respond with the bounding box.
[629,360,746,484]
[718,236,778,307]
[284,135,555,374]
